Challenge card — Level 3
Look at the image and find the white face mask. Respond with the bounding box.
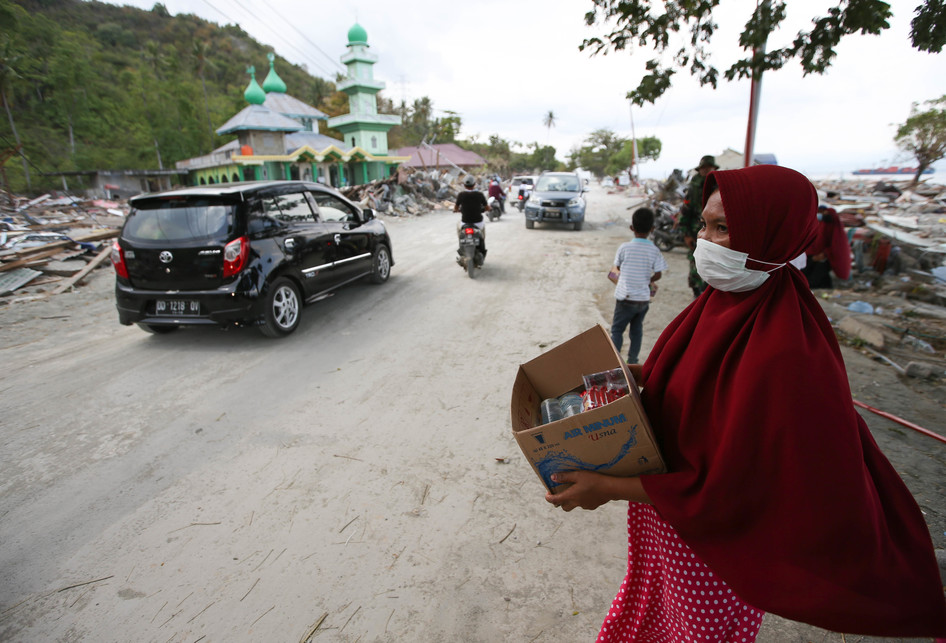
[693,238,786,292]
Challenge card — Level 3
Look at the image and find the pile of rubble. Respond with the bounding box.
[810,178,946,380]
[1,194,125,302]
[339,167,470,216]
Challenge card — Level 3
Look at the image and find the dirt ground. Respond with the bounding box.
[0,187,943,642]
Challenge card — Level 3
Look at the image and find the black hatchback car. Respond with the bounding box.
[112,180,393,337]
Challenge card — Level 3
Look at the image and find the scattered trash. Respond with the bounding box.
[848,301,875,314]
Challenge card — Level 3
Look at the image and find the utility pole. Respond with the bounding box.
[628,100,639,183]
[744,0,768,168]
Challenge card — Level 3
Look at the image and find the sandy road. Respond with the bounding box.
[0,188,942,642]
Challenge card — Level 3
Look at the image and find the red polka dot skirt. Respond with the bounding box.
[597,503,765,643]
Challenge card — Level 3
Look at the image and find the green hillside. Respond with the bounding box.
[0,0,338,195]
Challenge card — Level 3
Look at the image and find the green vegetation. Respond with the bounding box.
[895,94,946,187]
[568,128,661,177]
[0,0,660,195]
[581,1,945,106]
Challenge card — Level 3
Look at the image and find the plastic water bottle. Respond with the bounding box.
[540,398,564,424]
[558,393,583,417]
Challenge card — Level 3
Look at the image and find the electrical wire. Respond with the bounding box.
[257,0,346,75]
[200,0,339,79]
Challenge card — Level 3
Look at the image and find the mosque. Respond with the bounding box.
[175,23,407,188]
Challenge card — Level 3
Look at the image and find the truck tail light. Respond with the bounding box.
[111,241,129,279]
[223,236,249,277]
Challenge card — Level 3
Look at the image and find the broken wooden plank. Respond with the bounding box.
[49,246,112,295]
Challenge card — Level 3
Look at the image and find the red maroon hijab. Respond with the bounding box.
[639,165,946,636]
[809,207,852,280]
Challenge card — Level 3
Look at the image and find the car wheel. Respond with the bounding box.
[260,277,301,338]
[369,244,391,284]
[526,219,534,229]
[574,220,583,231]
[137,323,179,334]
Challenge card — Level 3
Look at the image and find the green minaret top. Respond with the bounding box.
[347,22,368,46]
[243,66,266,105]
[262,53,287,94]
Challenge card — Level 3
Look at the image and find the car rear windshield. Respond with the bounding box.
[536,175,580,192]
[123,200,236,243]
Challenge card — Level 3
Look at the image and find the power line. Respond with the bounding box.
[258,0,346,75]
[200,0,339,79]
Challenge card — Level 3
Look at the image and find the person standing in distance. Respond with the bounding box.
[677,154,718,297]
[609,207,667,365]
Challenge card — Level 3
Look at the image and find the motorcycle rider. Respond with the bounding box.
[454,175,488,257]
[488,176,505,213]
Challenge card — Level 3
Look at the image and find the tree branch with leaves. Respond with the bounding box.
[581,1,945,106]
[895,95,946,187]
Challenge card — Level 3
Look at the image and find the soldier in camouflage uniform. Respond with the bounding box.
[677,155,718,298]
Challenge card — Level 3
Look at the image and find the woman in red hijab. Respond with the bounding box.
[546,165,946,641]
[803,204,852,288]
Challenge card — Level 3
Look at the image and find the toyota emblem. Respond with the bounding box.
[159,251,173,264]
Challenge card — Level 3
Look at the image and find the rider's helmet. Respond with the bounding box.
[463,176,476,188]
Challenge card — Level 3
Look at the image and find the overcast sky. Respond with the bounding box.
[106,0,945,180]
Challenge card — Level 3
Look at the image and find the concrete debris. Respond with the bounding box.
[1,192,124,300]
[338,167,472,217]
[904,361,936,379]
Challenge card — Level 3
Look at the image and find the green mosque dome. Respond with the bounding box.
[262,53,287,94]
[243,66,266,105]
[347,22,368,45]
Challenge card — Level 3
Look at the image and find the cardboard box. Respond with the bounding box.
[511,325,665,493]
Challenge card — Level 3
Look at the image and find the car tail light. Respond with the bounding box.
[223,236,249,277]
[111,241,129,279]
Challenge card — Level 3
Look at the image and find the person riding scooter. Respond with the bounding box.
[488,176,505,213]
[454,175,488,257]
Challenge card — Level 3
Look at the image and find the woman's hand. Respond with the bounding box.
[544,471,616,511]
[545,471,652,511]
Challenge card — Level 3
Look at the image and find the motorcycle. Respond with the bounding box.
[456,224,486,278]
[650,201,687,252]
[513,186,531,212]
[487,196,503,221]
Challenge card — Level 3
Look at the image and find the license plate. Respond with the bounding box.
[155,300,200,316]
[459,237,477,245]
[545,209,562,217]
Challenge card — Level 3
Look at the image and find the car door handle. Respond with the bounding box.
[334,234,341,245]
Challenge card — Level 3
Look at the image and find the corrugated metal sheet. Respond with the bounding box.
[216,105,304,135]
[263,93,328,120]
[390,143,485,168]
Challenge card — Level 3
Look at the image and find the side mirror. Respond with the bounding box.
[362,208,375,221]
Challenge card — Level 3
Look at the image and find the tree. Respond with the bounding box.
[607,135,662,175]
[0,36,30,190]
[581,1,945,106]
[895,95,946,187]
[570,128,628,177]
[543,110,556,144]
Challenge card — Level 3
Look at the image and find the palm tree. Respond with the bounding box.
[543,110,556,144]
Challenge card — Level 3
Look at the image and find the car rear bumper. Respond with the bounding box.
[115,280,263,328]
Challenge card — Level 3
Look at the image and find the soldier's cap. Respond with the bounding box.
[697,155,719,170]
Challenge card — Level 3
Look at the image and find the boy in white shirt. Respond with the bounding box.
[608,207,668,364]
